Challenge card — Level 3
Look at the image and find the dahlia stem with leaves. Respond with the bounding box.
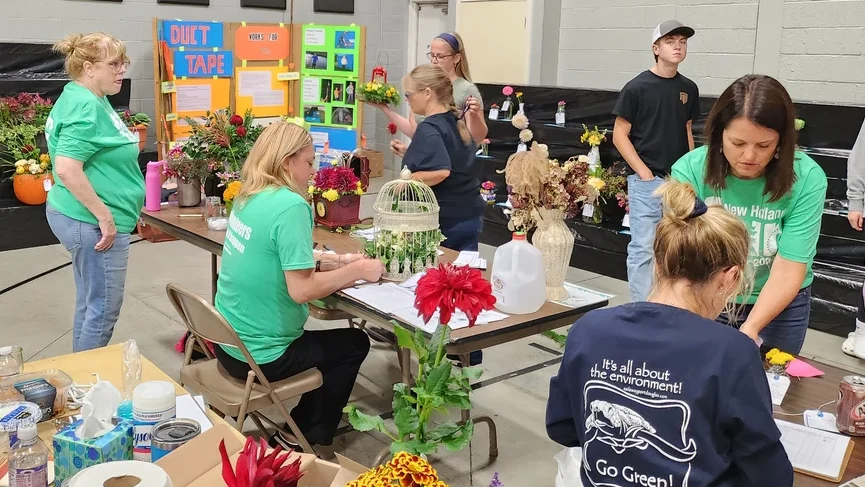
[343,263,496,457]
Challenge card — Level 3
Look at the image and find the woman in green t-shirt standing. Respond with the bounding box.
[372,32,488,144]
[212,121,384,450]
[671,75,827,354]
[44,33,144,353]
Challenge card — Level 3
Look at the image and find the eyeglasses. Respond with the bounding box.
[404,91,414,100]
[426,52,454,62]
[101,60,130,72]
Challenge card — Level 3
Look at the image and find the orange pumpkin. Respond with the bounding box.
[132,125,147,151]
[13,173,54,205]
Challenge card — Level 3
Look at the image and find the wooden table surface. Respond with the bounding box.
[23,344,244,446]
[140,205,607,350]
[777,358,865,486]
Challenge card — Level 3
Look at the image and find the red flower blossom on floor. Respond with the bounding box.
[229,114,244,126]
[387,122,397,135]
[219,436,303,487]
[236,126,248,137]
[414,263,496,326]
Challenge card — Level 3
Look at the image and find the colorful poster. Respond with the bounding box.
[235,67,289,118]
[170,78,231,138]
[174,50,234,78]
[300,24,360,77]
[300,76,357,129]
[234,24,290,61]
[163,21,224,48]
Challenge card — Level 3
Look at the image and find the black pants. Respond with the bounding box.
[213,328,370,446]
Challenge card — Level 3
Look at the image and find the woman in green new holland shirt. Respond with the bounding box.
[212,121,384,450]
[671,75,827,354]
[45,33,144,353]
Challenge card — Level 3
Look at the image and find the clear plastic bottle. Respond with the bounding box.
[9,421,48,487]
[0,347,21,378]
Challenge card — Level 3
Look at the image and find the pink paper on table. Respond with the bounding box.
[786,358,824,378]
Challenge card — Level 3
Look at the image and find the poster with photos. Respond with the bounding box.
[300,76,357,128]
[300,24,360,78]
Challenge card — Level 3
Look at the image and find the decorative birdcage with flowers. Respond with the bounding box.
[367,167,444,281]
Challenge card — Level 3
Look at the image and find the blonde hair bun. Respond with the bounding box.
[53,34,84,57]
[51,32,129,79]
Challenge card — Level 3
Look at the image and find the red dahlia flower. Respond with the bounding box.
[219,436,303,487]
[414,263,496,327]
[387,122,397,135]
[236,126,248,137]
[229,114,244,126]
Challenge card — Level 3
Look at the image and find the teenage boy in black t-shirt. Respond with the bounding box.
[613,20,701,302]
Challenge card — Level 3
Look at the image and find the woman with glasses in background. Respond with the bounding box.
[372,32,487,144]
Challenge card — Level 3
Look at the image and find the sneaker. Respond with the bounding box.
[854,320,865,360]
[843,332,856,357]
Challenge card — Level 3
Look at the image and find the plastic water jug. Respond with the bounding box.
[490,232,546,314]
[145,161,165,211]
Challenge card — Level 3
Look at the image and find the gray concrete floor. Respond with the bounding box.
[2,173,862,485]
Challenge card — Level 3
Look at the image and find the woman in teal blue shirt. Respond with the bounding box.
[213,121,384,450]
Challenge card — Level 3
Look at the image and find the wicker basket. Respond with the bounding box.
[369,167,444,281]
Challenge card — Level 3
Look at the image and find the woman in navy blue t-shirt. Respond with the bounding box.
[391,64,484,251]
[547,180,792,486]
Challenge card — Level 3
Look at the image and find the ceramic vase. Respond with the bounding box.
[588,146,600,171]
[532,207,574,301]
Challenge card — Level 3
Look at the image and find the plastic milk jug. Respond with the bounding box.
[133,381,176,462]
[490,232,546,314]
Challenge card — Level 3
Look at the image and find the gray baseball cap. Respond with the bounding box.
[652,20,695,43]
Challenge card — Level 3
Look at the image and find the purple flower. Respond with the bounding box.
[488,473,503,487]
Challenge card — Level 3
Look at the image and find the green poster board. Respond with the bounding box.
[300,76,359,129]
[301,24,360,78]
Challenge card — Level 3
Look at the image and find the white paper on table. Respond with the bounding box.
[238,70,272,97]
[452,251,487,269]
[302,77,321,102]
[304,28,325,45]
[176,84,212,113]
[766,372,790,406]
[399,272,426,290]
[554,283,614,309]
[392,307,509,334]
[342,282,416,314]
[176,394,213,432]
[775,419,851,480]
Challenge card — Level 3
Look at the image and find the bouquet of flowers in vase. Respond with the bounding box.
[164,144,211,183]
[309,165,364,202]
[580,124,607,147]
[181,109,264,186]
[357,81,400,106]
[499,142,596,231]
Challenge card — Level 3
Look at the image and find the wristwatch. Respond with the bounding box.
[315,260,322,272]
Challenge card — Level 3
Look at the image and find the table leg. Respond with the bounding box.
[459,353,499,458]
[211,254,218,302]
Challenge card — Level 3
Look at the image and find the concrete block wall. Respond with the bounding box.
[557,0,865,105]
[1,0,407,154]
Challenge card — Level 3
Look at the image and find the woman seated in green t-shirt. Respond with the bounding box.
[212,121,384,449]
[45,33,144,353]
[671,75,827,354]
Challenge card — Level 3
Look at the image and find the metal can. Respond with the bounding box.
[150,418,201,462]
[836,375,865,436]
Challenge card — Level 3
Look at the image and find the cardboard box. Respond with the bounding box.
[156,424,367,487]
[358,149,384,178]
[53,418,134,486]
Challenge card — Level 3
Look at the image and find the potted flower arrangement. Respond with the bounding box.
[219,435,303,487]
[344,263,494,461]
[580,124,608,169]
[357,81,400,106]
[7,144,53,205]
[181,109,264,194]
[501,143,596,300]
[117,109,151,151]
[164,145,212,207]
[481,181,496,205]
[0,92,54,203]
[309,165,365,229]
[501,86,514,120]
[515,91,525,115]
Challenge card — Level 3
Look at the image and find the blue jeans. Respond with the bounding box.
[717,286,812,354]
[441,216,483,252]
[46,204,131,352]
[626,175,664,302]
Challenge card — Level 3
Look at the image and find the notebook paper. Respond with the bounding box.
[775,419,851,481]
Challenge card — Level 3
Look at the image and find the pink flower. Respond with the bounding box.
[502,86,514,96]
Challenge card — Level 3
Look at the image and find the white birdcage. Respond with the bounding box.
[370,166,444,281]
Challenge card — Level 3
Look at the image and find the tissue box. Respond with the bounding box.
[53,418,133,486]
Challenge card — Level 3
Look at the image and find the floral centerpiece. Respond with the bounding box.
[357,81,400,106]
[181,109,264,187]
[0,93,55,205]
[4,144,52,205]
[219,436,303,487]
[581,124,608,169]
[345,263,494,459]
[309,165,364,229]
[117,109,150,151]
[164,144,212,207]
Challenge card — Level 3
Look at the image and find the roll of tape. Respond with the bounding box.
[68,461,172,487]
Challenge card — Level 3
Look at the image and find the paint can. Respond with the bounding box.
[150,418,201,462]
[836,375,865,435]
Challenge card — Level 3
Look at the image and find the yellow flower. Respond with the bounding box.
[15,166,25,175]
[307,185,315,195]
[222,180,242,202]
[588,177,605,191]
[15,159,27,167]
[40,162,49,170]
[766,348,794,366]
[355,180,364,195]
[588,134,601,146]
[39,154,50,164]
[322,188,340,201]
